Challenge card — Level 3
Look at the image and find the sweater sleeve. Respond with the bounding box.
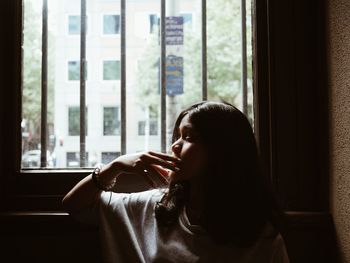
[70,191,113,225]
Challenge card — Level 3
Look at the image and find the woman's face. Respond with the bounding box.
[169,114,208,182]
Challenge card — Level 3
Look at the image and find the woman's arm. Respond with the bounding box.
[62,152,181,214]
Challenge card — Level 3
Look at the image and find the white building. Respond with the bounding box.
[53,0,198,167]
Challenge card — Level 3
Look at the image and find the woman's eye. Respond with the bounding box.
[183,135,193,141]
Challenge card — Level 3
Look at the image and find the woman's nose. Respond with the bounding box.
[171,140,182,156]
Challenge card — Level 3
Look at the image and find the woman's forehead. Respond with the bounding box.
[179,114,193,129]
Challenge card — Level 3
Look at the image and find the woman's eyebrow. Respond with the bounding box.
[179,125,193,132]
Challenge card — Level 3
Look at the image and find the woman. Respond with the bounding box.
[63,101,289,262]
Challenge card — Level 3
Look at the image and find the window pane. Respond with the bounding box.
[21,0,253,169]
[68,61,87,81]
[68,15,88,35]
[138,121,146,136]
[66,152,88,167]
[103,107,120,136]
[101,152,120,165]
[68,107,87,136]
[207,0,253,119]
[149,120,158,136]
[68,15,80,35]
[103,60,120,80]
[103,15,120,34]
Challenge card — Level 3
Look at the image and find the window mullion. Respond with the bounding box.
[241,0,248,115]
[40,0,48,168]
[120,0,126,155]
[201,0,207,101]
[80,0,87,166]
[160,0,167,153]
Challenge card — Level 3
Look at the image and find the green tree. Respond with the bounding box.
[135,0,253,115]
[22,0,55,151]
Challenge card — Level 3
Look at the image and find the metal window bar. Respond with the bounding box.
[241,0,248,115]
[201,0,207,101]
[80,0,87,166]
[160,0,167,153]
[120,0,126,155]
[35,0,249,167]
[40,0,48,168]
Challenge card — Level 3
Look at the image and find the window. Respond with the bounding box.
[149,14,159,34]
[68,15,80,35]
[101,152,121,165]
[68,61,87,81]
[138,120,158,136]
[103,15,120,35]
[20,0,253,170]
[68,107,88,136]
[66,152,89,167]
[68,15,88,35]
[103,107,120,136]
[138,121,146,136]
[103,60,120,80]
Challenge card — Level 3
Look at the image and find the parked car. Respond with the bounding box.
[21,150,54,168]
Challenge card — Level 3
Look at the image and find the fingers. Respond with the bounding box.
[141,167,168,188]
[147,165,169,185]
[139,152,181,172]
[116,151,180,188]
[148,151,182,164]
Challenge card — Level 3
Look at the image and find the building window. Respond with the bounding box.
[68,61,87,81]
[103,15,120,35]
[66,152,89,167]
[68,107,88,136]
[68,15,80,35]
[103,107,120,136]
[149,119,158,135]
[149,14,159,34]
[138,106,159,136]
[138,119,158,136]
[138,121,146,136]
[101,152,121,165]
[68,15,88,35]
[103,60,120,80]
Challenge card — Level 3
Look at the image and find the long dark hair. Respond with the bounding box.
[155,101,282,247]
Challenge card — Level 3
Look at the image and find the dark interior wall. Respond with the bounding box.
[264,0,329,211]
[326,0,350,262]
[0,0,338,262]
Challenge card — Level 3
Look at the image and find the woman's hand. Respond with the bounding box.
[62,151,182,214]
[110,151,182,187]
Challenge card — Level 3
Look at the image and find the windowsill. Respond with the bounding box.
[0,211,333,234]
[0,211,98,234]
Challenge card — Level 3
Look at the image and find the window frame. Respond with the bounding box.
[67,14,90,36]
[101,13,121,36]
[67,60,88,81]
[0,0,267,212]
[0,0,329,213]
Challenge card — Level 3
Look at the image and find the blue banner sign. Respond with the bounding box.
[166,16,184,45]
[166,55,183,95]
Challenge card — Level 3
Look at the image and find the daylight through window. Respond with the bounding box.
[21,0,253,169]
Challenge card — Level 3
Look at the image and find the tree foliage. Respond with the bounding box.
[22,0,55,149]
[135,0,253,113]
